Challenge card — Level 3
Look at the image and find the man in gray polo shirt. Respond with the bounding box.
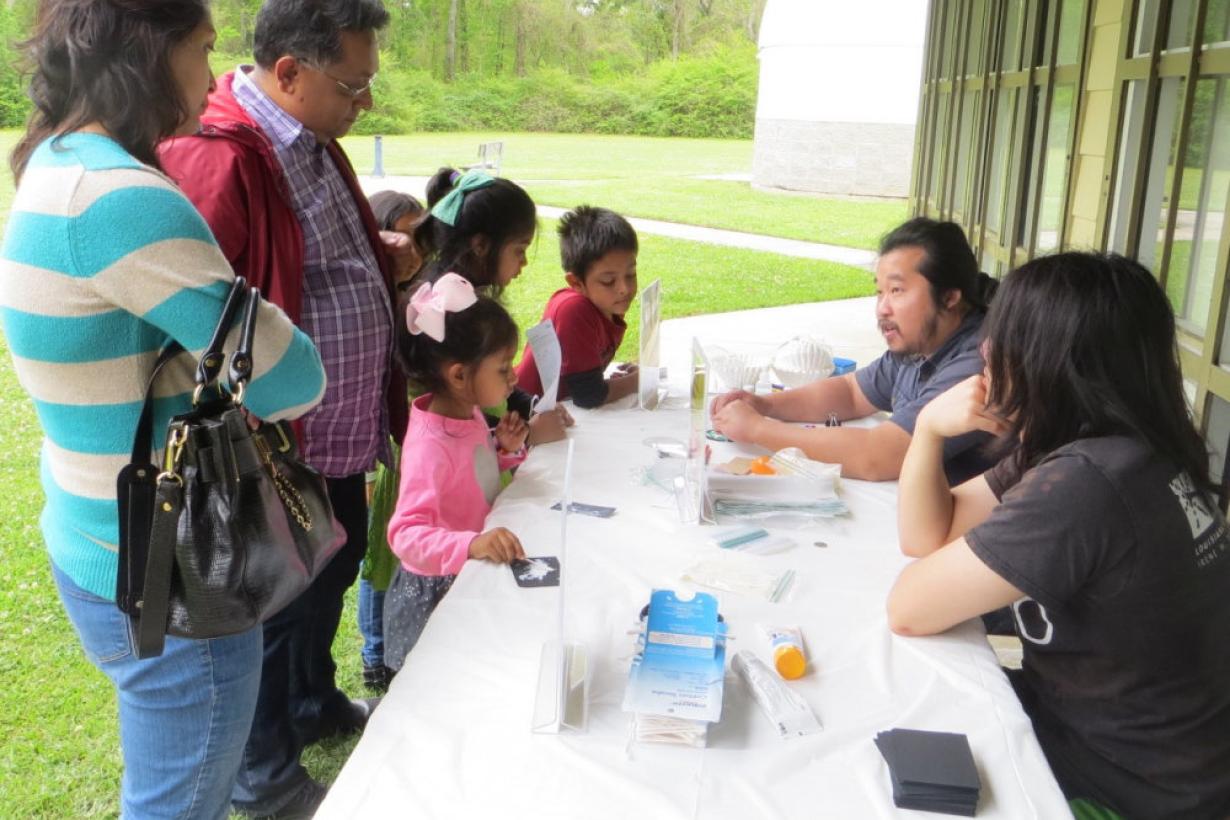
[712,218,998,484]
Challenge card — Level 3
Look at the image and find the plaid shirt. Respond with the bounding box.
[233,68,393,477]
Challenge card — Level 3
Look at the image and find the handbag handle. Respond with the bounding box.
[128,278,251,465]
[226,285,261,401]
[195,277,250,390]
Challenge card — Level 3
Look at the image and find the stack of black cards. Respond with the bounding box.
[874,728,981,816]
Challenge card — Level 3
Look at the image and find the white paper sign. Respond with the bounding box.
[638,279,662,410]
[526,319,562,413]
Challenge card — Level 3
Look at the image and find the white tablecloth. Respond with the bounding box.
[318,390,1067,819]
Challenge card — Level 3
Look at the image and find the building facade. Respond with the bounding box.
[752,0,926,198]
[912,0,1230,492]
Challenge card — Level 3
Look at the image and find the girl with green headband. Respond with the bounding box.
[411,166,540,296]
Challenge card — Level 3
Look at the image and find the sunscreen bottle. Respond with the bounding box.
[761,624,806,679]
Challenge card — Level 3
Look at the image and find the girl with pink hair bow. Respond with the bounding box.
[380,274,531,672]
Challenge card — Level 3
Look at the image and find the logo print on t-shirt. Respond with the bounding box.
[1169,472,1214,538]
[1012,598,1054,646]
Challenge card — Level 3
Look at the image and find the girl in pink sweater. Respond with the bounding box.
[383,274,530,671]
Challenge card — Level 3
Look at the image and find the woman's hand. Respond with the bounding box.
[526,405,572,445]
[916,375,1009,440]
[468,527,525,563]
[711,398,765,442]
[495,411,529,453]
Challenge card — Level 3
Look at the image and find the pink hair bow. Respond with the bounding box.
[405,273,478,342]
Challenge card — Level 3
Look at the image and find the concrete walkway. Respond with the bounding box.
[358,174,877,269]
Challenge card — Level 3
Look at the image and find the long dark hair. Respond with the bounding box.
[11,0,210,181]
[985,252,1211,491]
[413,166,538,295]
[398,296,519,397]
[880,217,997,312]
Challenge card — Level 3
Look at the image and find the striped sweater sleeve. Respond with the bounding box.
[0,134,325,600]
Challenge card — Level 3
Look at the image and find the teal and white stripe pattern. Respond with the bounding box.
[0,133,326,601]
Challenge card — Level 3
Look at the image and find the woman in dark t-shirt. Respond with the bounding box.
[886,252,1230,820]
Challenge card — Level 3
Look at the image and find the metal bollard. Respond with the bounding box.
[373,135,384,178]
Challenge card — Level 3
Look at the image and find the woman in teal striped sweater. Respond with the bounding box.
[0,2,326,817]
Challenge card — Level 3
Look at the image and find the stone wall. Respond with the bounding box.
[751,119,915,198]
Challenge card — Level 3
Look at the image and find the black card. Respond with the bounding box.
[883,729,981,793]
[550,501,616,518]
[510,556,560,587]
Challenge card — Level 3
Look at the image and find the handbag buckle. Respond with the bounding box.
[157,424,188,485]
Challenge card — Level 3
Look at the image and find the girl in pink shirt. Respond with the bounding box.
[383,274,530,671]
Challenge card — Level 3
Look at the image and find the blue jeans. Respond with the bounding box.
[357,578,385,668]
[52,561,262,820]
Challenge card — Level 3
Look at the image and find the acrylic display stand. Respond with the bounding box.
[638,279,664,410]
[530,439,590,734]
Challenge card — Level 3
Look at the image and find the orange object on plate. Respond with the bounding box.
[749,455,776,475]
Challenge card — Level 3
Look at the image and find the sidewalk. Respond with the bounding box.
[358,174,877,269]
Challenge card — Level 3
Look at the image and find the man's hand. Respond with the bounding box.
[468,527,525,563]
[710,389,767,417]
[916,375,1010,440]
[380,230,420,285]
[711,398,766,442]
[494,411,529,454]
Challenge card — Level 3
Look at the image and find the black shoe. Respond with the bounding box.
[318,696,381,741]
[241,778,328,820]
[363,663,393,693]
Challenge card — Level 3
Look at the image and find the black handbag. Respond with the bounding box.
[116,277,344,659]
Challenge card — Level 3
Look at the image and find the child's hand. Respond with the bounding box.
[469,527,525,563]
[495,411,529,453]
[527,407,570,445]
[614,362,639,376]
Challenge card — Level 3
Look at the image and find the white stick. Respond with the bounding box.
[558,438,575,644]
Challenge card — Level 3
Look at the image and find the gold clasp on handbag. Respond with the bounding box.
[253,426,314,532]
[157,423,188,486]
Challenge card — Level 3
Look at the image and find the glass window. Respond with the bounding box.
[954,91,981,217]
[1137,77,1187,274]
[986,89,1017,236]
[1206,395,1230,488]
[1134,0,1160,55]
[1001,0,1025,71]
[1018,87,1044,247]
[1109,81,1148,253]
[932,92,952,205]
[1035,85,1074,252]
[1166,0,1197,50]
[968,0,988,75]
[1033,0,1055,67]
[1168,78,1227,334]
[1056,0,1086,65]
[1204,0,1230,46]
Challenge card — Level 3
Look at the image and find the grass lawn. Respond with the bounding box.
[524,177,906,251]
[0,126,873,817]
[339,131,906,250]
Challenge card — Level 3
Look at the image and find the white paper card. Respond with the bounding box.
[526,319,562,413]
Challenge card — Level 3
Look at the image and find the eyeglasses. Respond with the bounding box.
[304,62,377,99]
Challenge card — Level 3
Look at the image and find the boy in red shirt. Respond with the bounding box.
[517,206,640,408]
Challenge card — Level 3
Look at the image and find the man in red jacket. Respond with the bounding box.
[160,1,409,816]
